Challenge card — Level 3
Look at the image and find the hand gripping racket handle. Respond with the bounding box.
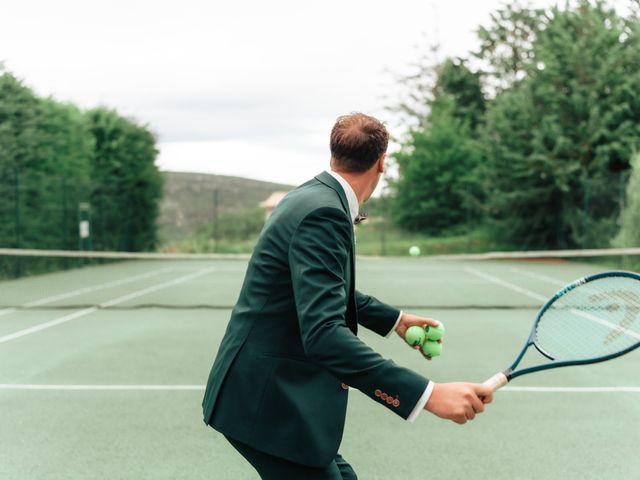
[483,372,509,392]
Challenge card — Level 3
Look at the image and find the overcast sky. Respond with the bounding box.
[2,0,562,186]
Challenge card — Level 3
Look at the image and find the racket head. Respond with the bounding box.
[509,271,640,378]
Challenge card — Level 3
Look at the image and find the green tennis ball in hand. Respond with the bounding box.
[426,324,445,341]
[405,326,426,346]
[421,340,442,357]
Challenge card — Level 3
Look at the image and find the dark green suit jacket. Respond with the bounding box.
[202,172,429,467]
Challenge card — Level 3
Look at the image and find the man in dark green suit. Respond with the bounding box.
[202,113,493,479]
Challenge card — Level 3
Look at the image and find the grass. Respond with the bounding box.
[158,171,292,244]
[162,215,512,257]
[162,237,258,255]
[353,219,509,256]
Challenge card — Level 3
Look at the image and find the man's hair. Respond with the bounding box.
[330,113,389,173]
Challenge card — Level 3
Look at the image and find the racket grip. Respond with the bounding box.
[483,372,509,392]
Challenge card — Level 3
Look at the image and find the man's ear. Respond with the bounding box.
[377,153,386,173]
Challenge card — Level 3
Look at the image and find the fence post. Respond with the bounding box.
[14,168,21,249]
[14,168,22,277]
[213,189,219,253]
[380,194,387,256]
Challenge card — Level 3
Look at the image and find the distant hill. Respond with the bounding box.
[158,171,293,243]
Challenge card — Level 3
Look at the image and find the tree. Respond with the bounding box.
[387,45,441,128]
[0,68,165,280]
[30,99,93,249]
[474,1,547,94]
[0,71,97,279]
[479,82,567,248]
[433,58,486,133]
[613,153,640,248]
[0,70,40,248]
[0,71,92,250]
[389,57,486,234]
[480,0,640,249]
[391,96,481,233]
[86,107,163,251]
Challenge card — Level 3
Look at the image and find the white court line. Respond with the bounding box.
[466,267,640,341]
[465,267,549,302]
[22,267,173,308]
[0,266,217,345]
[0,384,638,393]
[0,308,98,345]
[509,267,565,286]
[97,265,215,307]
[0,268,171,319]
[0,384,204,391]
[502,386,640,393]
[570,308,640,341]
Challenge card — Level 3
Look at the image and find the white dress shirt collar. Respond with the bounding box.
[326,170,359,223]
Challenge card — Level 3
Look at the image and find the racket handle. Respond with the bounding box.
[483,372,509,392]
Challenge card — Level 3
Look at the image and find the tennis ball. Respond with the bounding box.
[409,245,421,257]
[405,326,426,346]
[421,340,442,357]
[425,324,445,341]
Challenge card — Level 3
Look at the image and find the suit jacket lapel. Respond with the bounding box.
[315,172,351,219]
[314,172,358,335]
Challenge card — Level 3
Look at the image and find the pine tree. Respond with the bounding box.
[433,58,486,133]
[86,107,163,251]
[613,153,640,248]
[474,1,547,93]
[391,96,481,233]
[480,1,640,249]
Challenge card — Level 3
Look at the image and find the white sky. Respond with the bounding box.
[2,0,563,186]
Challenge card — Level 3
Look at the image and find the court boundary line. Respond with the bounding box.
[0,384,638,393]
[509,267,565,286]
[501,386,640,392]
[0,307,98,345]
[465,267,640,341]
[570,308,640,340]
[22,267,173,308]
[0,268,172,317]
[465,267,548,302]
[0,266,218,345]
[0,384,204,390]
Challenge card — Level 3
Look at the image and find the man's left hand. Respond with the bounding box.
[395,312,442,360]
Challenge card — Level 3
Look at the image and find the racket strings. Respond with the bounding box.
[535,276,640,360]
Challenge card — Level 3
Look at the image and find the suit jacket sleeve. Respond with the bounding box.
[355,290,400,336]
[289,207,429,419]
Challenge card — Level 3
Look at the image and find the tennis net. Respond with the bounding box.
[0,247,639,311]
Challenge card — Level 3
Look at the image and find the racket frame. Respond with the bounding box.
[486,270,640,389]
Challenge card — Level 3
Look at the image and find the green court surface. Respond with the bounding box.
[0,257,638,479]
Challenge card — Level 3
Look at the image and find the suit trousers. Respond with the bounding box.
[224,435,358,480]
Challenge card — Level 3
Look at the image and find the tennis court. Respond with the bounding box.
[1,254,638,479]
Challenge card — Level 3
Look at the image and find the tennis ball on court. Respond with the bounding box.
[405,326,426,346]
[409,245,421,257]
[426,324,445,341]
[421,340,442,357]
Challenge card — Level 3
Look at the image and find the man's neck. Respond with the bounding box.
[330,169,369,207]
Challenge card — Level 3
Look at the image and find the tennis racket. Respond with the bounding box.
[483,271,640,392]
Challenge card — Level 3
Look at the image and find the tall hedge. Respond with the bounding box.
[0,69,162,256]
[480,1,640,248]
[86,107,163,252]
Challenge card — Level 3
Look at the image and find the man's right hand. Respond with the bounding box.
[424,382,493,424]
